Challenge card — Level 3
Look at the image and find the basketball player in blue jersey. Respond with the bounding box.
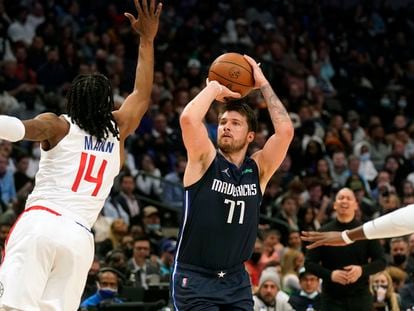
[172,55,294,310]
[0,1,162,310]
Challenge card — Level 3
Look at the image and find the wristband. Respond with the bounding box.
[341,230,354,244]
[0,115,25,142]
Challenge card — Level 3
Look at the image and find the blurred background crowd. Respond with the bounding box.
[0,0,414,309]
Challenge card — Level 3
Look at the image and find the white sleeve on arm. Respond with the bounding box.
[0,115,25,142]
[363,204,414,239]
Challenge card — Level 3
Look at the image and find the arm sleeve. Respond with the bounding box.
[363,204,414,240]
[0,115,25,142]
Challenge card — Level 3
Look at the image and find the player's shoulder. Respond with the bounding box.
[35,112,60,120]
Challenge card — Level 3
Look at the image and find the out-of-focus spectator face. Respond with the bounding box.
[16,156,29,173]
[163,61,174,76]
[120,175,135,195]
[264,231,280,248]
[269,41,284,60]
[133,239,150,261]
[371,125,385,140]
[390,240,409,257]
[348,156,360,173]
[376,171,391,187]
[282,198,298,216]
[153,113,168,133]
[129,224,143,239]
[402,180,414,196]
[32,36,44,50]
[288,82,302,100]
[288,231,302,249]
[332,151,346,168]
[300,273,319,294]
[15,46,27,62]
[308,184,323,202]
[393,115,407,129]
[98,271,118,291]
[259,281,278,304]
[174,90,189,108]
[316,159,329,174]
[47,48,59,63]
[392,139,406,156]
[330,115,344,131]
[384,156,399,173]
[154,71,164,85]
[141,154,155,172]
[143,213,160,226]
[0,140,12,157]
[111,219,128,235]
[295,252,305,269]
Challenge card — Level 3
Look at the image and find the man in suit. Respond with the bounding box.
[126,236,159,289]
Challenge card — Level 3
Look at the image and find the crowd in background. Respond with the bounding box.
[0,0,414,309]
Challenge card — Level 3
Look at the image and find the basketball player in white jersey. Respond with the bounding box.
[302,204,414,248]
[0,1,162,310]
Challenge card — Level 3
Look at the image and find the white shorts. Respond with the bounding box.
[0,206,95,311]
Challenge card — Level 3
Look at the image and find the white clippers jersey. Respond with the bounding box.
[26,114,121,228]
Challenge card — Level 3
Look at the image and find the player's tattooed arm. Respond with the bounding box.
[260,84,291,126]
[22,113,67,142]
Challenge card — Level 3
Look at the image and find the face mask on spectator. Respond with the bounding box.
[147,224,161,232]
[98,287,117,299]
[393,254,407,265]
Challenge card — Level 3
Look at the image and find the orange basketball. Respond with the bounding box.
[208,52,254,97]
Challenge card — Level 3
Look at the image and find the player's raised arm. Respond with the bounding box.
[244,55,294,192]
[179,80,240,185]
[114,0,162,138]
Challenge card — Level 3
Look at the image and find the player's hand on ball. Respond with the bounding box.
[243,55,269,89]
[206,79,241,103]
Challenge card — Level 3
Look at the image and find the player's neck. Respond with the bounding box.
[218,149,246,168]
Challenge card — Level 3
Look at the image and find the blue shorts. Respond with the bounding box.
[171,262,253,311]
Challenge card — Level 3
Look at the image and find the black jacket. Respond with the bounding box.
[305,218,386,298]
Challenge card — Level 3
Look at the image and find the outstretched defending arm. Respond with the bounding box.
[114,0,162,138]
[302,204,414,249]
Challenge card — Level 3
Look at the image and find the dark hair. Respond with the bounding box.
[220,102,258,132]
[66,74,120,142]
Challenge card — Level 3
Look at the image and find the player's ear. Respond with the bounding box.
[247,131,255,143]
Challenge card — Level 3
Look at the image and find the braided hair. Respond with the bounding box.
[66,73,120,142]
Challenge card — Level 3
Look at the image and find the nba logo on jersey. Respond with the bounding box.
[182,277,188,288]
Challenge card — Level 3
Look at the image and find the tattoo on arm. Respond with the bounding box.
[260,84,290,125]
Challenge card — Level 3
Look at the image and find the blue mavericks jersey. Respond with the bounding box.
[175,152,262,270]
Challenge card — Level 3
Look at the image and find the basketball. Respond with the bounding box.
[208,52,254,98]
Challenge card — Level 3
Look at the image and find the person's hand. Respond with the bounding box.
[331,270,348,285]
[206,79,241,103]
[344,265,362,284]
[243,54,268,89]
[124,0,163,41]
[301,231,347,249]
